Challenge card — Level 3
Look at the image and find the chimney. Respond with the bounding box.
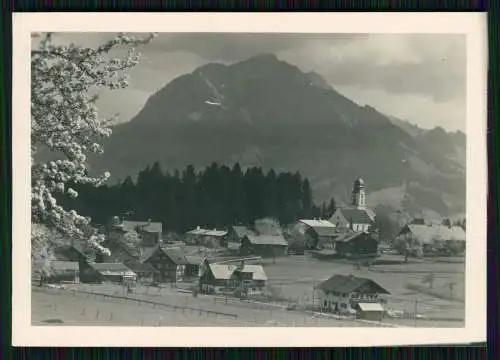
[148,218,152,224]
[197,226,201,230]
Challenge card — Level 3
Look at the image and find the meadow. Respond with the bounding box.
[261,255,465,322]
[32,286,385,327]
[32,253,465,328]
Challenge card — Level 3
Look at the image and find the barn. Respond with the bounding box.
[240,234,288,257]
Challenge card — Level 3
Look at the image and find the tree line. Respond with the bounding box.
[60,162,337,233]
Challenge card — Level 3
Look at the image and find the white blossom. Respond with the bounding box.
[31,32,154,256]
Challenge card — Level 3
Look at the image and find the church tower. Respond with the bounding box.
[351,177,366,209]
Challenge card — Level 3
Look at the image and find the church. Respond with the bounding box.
[328,177,376,232]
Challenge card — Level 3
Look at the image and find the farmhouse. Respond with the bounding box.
[227,225,257,244]
[53,240,88,263]
[97,238,140,263]
[122,261,159,284]
[316,274,390,316]
[394,223,466,255]
[142,245,202,283]
[185,227,228,248]
[240,234,288,257]
[333,231,379,258]
[32,260,80,284]
[199,260,267,295]
[329,178,376,232]
[310,230,378,260]
[184,255,205,278]
[94,235,160,283]
[107,217,163,247]
[294,219,337,249]
[227,219,283,251]
[80,262,137,284]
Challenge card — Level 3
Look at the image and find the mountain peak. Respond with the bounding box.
[245,53,279,62]
[234,53,286,68]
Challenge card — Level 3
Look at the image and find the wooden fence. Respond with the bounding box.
[33,286,238,319]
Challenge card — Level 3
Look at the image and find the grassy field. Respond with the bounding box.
[32,286,388,327]
[31,254,465,327]
[260,255,465,322]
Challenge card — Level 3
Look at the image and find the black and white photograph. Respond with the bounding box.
[12,13,487,347]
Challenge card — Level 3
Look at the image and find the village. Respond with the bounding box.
[33,177,466,327]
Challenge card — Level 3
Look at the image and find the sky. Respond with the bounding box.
[39,32,466,132]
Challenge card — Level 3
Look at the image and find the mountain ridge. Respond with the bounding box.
[78,54,466,219]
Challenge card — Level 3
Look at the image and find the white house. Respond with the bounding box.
[316,274,390,315]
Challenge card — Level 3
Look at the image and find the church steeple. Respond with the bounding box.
[351,177,366,209]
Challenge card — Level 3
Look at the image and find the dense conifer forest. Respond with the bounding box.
[60,162,337,233]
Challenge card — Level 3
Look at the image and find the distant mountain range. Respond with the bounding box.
[76,53,465,219]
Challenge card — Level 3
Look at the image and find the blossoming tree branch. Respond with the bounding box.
[31,32,155,259]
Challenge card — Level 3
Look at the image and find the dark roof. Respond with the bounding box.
[51,261,79,271]
[108,241,141,258]
[32,260,78,272]
[140,244,161,262]
[141,244,191,265]
[244,234,288,246]
[53,241,88,261]
[334,231,369,243]
[232,226,257,238]
[91,262,133,272]
[123,259,160,274]
[163,248,190,265]
[312,226,338,237]
[318,274,390,294]
[336,208,375,225]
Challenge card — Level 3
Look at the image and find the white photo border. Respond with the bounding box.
[12,12,487,347]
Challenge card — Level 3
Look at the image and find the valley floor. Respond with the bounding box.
[32,251,465,328]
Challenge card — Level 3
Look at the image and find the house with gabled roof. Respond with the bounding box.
[292,219,337,249]
[107,216,163,247]
[32,260,80,284]
[80,262,137,284]
[316,274,390,316]
[185,226,228,248]
[240,234,288,257]
[141,244,202,283]
[227,225,257,244]
[198,259,267,295]
[394,223,466,255]
[333,230,378,258]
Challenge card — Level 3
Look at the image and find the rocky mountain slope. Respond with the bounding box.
[82,54,466,218]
